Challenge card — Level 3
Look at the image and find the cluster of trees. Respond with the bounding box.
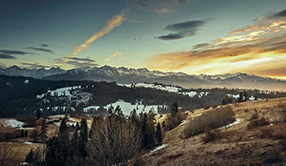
[0,129,28,141]
[164,102,186,130]
[25,106,163,166]
[1,75,286,118]
[222,90,258,105]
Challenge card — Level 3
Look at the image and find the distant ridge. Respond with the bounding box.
[0,65,285,90]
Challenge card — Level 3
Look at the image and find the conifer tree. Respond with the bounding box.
[46,137,65,166]
[38,119,47,143]
[58,117,70,164]
[79,118,88,157]
[25,149,34,163]
[156,122,163,145]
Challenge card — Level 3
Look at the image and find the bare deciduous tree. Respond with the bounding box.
[0,143,16,166]
[86,117,141,166]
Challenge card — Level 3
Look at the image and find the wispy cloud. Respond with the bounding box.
[147,9,286,77]
[26,47,53,53]
[0,49,31,55]
[40,44,49,47]
[70,57,96,62]
[138,0,186,8]
[0,53,16,59]
[155,20,206,40]
[21,63,50,68]
[150,8,173,14]
[54,57,98,68]
[104,51,123,62]
[57,9,127,67]
[192,43,214,50]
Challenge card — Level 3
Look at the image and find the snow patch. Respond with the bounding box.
[0,119,25,128]
[84,100,166,116]
[226,118,242,127]
[119,83,208,98]
[150,144,168,153]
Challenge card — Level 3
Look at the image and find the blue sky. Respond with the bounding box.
[1,0,286,79]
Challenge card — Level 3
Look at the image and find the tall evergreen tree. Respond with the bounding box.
[38,119,47,143]
[25,149,34,163]
[58,117,70,165]
[79,118,88,157]
[156,122,163,145]
[46,137,65,166]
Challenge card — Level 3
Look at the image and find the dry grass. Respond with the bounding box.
[183,106,235,139]
[140,97,286,166]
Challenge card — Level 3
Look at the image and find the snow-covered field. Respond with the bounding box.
[37,86,82,98]
[119,83,209,98]
[227,94,257,101]
[0,119,25,128]
[84,100,167,116]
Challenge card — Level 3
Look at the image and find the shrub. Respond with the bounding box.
[202,130,218,143]
[260,125,286,139]
[249,109,258,121]
[247,118,269,129]
[183,106,235,139]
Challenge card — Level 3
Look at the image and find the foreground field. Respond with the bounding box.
[141,98,286,166]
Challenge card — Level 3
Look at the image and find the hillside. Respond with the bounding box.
[140,98,286,165]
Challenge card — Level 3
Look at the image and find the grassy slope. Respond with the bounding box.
[142,98,286,166]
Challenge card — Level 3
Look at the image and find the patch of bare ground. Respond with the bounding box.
[140,98,286,166]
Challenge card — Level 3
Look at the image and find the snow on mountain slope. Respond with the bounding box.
[119,83,181,93]
[119,83,208,98]
[84,100,166,116]
[37,85,92,106]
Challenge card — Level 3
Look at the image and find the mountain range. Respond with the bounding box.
[0,65,285,90]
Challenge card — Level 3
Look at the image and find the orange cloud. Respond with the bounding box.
[57,11,126,66]
[147,9,286,78]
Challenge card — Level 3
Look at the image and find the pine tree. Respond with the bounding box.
[170,102,178,117]
[238,92,244,103]
[36,110,41,120]
[244,91,249,102]
[58,117,70,164]
[25,149,34,163]
[79,118,88,157]
[46,137,65,166]
[156,123,163,145]
[38,119,47,143]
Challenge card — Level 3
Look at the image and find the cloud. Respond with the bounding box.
[0,49,31,55]
[138,0,186,8]
[155,20,206,40]
[155,33,185,40]
[0,53,16,59]
[272,9,286,18]
[70,57,96,62]
[147,35,286,71]
[65,61,99,68]
[54,57,99,68]
[26,47,53,53]
[41,44,49,47]
[21,63,50,68]
[57,10,127,67]
[104,51,123,62]
[150,8,173,14]
[192,43,213,50]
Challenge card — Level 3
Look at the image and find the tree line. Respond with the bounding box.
[25,105,163,166]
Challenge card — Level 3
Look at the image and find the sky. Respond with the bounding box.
[0,0,286,79]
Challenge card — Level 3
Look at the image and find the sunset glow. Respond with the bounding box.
[0,0,286,79]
